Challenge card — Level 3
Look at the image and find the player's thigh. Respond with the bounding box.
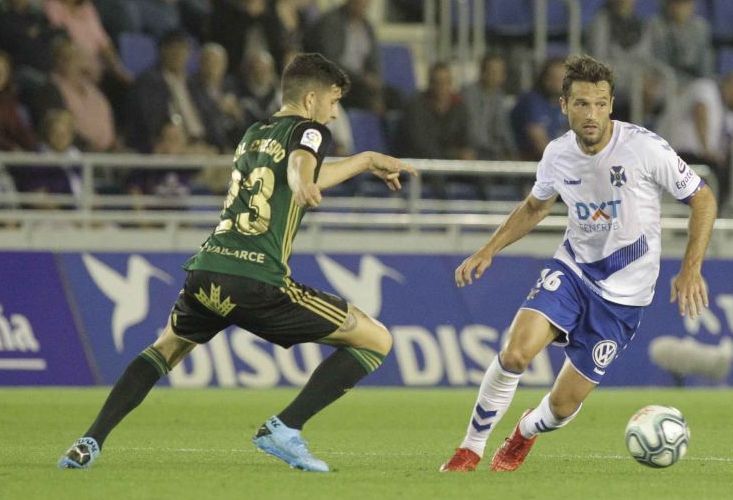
[548,358,597,417]
[152,321,197,368]
[320,304,392,356]
[500,309,559,370]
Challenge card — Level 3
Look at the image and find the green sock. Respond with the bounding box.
[85,346,170,448]
[277,347,385,430]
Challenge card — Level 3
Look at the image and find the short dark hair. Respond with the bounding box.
[281,53,350,103]
[562,55,615,99]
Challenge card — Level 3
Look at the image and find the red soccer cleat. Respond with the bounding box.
[439,448,481,472]
[490,410,537,472]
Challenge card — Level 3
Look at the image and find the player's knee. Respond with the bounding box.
[363,324,392,356]
[499,348,532,373]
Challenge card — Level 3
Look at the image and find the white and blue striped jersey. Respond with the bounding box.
[531,121,704,306]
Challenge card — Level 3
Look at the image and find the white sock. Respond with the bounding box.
[459,356,522,457]
[519,392,582,438]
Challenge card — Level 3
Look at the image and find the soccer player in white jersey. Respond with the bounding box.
[440,55,717,472]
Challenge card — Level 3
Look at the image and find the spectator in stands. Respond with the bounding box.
[209,0,288,74]
[585,0,644,61]
[276,0,319,57]
[462,53,516,160]
[643,0,714,83]
[8,108,80,209]
[126,30,219,153]
[97,0,209,43]
[305,0,385,112]
[188,42,244,150]
[327,102,355,156]
[584,0,647,119]
[0,0,65,86]
[398,62,474,160]
[125,118,217,211]
[43,0,132,85]
[28,37,117,152]
[238,49,281,130]
[657,73,733,208]
[510,58,567,161]
[0,51,37,152]
[129,0,182,41]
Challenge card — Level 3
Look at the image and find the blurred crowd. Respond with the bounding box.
[0,0,732,209]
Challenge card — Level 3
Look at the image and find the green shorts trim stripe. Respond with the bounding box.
[282,282,347,326]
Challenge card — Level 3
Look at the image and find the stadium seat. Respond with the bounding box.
[718,47,733,75]
[483,182,522,201]
[580,0,606,26]
[634,0,660,20]
[546,42,569,58]
[444,180,482,200]
[712,0,733,44]
[118,32,157,77]
[347,110,388,154]
[546,0,570,36]
[355,177,392,198]
[380,43,417,97]
[486,0,534,37]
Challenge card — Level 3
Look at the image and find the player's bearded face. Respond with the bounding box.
[561,81,614,152]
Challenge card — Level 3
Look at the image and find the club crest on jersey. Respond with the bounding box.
[610,165,626,187]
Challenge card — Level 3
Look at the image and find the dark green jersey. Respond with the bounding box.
[184,115,332,286]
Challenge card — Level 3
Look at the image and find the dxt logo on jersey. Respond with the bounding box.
[610,165,626,187]
[575,199,621,221]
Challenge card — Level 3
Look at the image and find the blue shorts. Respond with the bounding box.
[519,259,644,384]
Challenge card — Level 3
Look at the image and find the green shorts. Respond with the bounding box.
[170,270,349,347]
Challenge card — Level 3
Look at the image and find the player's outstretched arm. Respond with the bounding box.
[316,151,416,191]
[455,194,556,287]
[671,184,717,318]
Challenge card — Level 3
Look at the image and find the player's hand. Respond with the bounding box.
[368,153,417,191]
[455,249,493,287]
[293,181,322,208]
[670,268,709,318]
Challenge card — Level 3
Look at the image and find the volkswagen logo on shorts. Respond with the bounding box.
[592,340,618,368]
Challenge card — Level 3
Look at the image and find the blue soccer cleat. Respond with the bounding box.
[58,437,100,469]
[252,417,329,472]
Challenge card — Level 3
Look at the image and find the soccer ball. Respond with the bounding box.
[624,405,690,468]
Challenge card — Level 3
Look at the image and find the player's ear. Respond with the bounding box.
[304,91,316,116]
[609,95,614,115]
[560,96,568,115]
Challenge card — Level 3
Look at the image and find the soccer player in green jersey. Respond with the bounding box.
[59,53,416,472]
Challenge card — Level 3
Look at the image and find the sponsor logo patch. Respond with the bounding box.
[301,128,323,152]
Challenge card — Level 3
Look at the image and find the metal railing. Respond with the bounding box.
[0,153,729,253]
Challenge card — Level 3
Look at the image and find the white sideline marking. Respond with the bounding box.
[115,447,733,463]
[0,358,47,370]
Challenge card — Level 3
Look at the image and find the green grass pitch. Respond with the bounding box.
[1,387,731,500]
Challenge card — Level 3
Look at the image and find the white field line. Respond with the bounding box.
[107,447,733,463]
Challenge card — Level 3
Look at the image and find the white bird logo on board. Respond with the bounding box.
[315,254,403,317]
[82,254,173,352]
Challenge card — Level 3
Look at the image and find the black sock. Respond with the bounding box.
[85,346,170,448]
[277,347,384,430]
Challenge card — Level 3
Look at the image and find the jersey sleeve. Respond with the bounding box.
[647,144,705,203]
[530,145,558,200]
[288,121,332,166]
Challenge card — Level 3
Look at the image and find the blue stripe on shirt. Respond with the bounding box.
[563,235,649,282]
